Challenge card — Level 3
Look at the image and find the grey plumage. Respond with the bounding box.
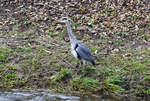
[60,17,96,65]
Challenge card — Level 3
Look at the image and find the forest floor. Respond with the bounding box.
[0,0,150,100]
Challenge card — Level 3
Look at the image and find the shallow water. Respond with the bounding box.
[0,89,137,101]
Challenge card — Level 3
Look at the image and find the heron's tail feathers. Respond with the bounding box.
[91,59,96,65]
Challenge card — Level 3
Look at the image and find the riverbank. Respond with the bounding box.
[0,0,150,101]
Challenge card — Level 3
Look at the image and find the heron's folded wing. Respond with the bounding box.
[75,44,92,60]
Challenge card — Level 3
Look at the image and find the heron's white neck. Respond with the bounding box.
[66,21,77,43]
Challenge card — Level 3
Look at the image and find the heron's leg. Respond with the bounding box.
[83,60,86,67]
[82,60,88,69]
[81,60,83,66]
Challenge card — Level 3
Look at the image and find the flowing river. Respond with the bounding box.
[0,89,139,101]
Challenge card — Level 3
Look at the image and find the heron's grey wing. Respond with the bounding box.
[75,43,93,61]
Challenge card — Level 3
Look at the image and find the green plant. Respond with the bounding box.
[8,65,16,70]
[146,89,150,95]
[130,60,145,73]
[0,47,11,62]
[90,46,98,52]
[144,76,150,80]
[104,75,124,93]
[10,18,18,25]
[69,76,81,91]
[98,68,113,77]
[49,16,53,21]
[138,34,150,41]
[60,68,71,77]
[71,22,80,27]
[88,18,95,24]
[81,77,99,90]
[101,11,107,17]
[32,57,41,70]
[105,75,122,85]
[113,38,124,46]
[23,20,32,25]
[23,29,34,35]
[3,73,17,82]
[52,68,71,82]
[83,66,96,76]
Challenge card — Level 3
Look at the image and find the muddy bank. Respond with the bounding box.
[0,0,150,101]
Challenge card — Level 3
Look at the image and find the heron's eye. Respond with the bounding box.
[62,18,67,20]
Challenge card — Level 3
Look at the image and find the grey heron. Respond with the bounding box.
[60,17,96,65]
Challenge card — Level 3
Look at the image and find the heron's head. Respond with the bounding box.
[60,17,69,23]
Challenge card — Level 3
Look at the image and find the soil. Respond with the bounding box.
[0,0,150,101]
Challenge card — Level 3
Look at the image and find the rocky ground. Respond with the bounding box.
[0,0,150,100]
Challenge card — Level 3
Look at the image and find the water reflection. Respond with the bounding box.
[0,90,80,101]
[0,89,136,101]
